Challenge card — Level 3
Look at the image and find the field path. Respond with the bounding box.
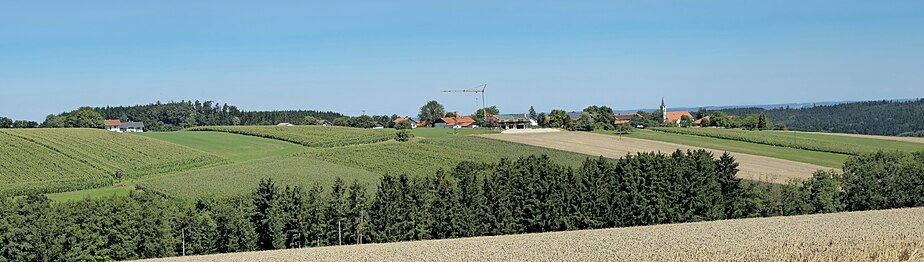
[484,131,829,182]
[141,207,924,261]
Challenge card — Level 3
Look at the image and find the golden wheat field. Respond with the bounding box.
[142,207,924,262]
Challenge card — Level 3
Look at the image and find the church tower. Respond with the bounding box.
[660,98,667,123]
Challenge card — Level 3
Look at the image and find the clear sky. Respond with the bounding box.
[2,1,923,121]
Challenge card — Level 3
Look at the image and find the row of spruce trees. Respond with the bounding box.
[2,150,923,261]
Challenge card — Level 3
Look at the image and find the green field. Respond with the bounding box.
[137,131,304,162]
[301,136,591,177]
[408,127,498,138]
[0,129,226,196]
[137,156,381,199]
[187,125,395,147]
[605,129,849,168]
[652,127,924,155]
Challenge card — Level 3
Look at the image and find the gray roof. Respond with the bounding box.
[119,121,144,128]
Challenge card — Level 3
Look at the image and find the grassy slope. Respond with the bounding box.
[302,136,592,177]
[408,127,498,138]
[654,127,924,155]
[48,131,307,200]
[607,129,848,168]
[137,131,304,162]
[187,125,395,147]
[137,156,381,199]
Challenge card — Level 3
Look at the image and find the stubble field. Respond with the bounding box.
[142,207,924,261]
[484,131,829,182]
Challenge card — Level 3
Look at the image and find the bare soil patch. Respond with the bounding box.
[484,131,829,182]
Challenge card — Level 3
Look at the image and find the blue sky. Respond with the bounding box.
[2,1,923,121]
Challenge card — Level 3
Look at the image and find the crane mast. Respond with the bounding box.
[441,84,488,126]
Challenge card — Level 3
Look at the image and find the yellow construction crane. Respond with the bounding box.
[442,84,488,126]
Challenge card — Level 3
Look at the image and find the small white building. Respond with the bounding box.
[104,120,145,132]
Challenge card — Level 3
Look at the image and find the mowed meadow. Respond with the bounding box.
[1,125,594,200]
[8,124,924,200]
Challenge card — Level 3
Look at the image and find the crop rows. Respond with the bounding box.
[149,207,924,261]
[0,129,228,196]
[652,127,924,155]
[187,126,396,147]
[137,156,381,199]
[2,129,227,180]
[0,131,110,195]
[301,136,590,177]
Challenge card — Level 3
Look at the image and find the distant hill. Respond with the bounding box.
[616,98,917,114]
[717,98,924,136]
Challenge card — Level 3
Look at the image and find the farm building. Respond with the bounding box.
[393,117,418,128]
[104,120,121,132]
[664,111,693,125]
[614,113,636,125]
[319,119,332,126]
[493,113,535,129]
[434,116,477,128]
[104,120,145,132]
[277,122,295,126]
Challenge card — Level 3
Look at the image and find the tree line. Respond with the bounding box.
[719,98,924,136]
[3,150,923,260]
[0,116,39,128]
[41,101,344,131]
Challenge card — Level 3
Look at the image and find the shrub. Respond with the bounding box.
[395,130,411,142]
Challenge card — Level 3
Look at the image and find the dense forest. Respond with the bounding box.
[44,101,345,131]
[719,98,924,136]
[2,150,921,261]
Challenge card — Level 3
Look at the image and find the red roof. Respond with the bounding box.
[440,116,477,127]
[104,120,121,127]
[665,111,693,124]
[393,117,411,124]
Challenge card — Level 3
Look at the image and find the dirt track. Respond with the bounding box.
[484,132,830,183]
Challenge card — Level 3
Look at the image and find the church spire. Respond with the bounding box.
[660,98,667,123]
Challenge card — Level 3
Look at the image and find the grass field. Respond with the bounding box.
[187,125,395,147]
[301,136,592,177]
[604,129,849,168]
[408,127,498,138]
[145,207,924,261]
[653,127,924,155]
[137,156,381,199]
[0,129,226,196]
[137,131,304,162]
[486,132,827,182]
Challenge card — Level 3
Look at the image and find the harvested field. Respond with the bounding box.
[485,131,828,182]
[143,207,924,261]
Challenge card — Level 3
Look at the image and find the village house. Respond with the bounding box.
[614,113,636,125]
[104,120,145,132]
[392,117,418,128]
[434,116,477,128]
[493,113,535,130]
